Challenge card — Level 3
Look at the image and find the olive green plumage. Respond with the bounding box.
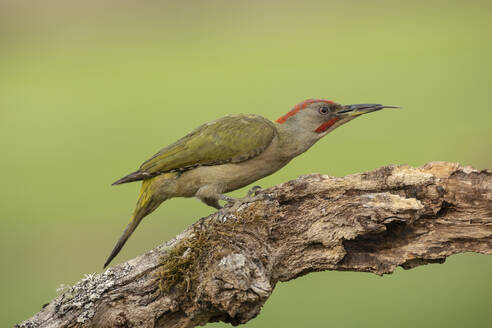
[112,115,276,185]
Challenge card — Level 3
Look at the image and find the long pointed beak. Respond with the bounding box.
[337,104,400,118]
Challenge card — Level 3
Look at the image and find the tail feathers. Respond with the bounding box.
[103,218,140,268]
[112,170,148,186]
[104,181,162,268]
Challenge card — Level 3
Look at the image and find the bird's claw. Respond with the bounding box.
[215,195,240,222]
[246,186,273,203]
[247,185,262,197]
[215,210,237,223]
[215,201,240,222]
[215,187,272,223]
[220,195,236,207]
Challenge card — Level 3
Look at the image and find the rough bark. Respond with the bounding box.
[17,162,492,328]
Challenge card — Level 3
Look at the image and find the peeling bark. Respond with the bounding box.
[17,162,492,328]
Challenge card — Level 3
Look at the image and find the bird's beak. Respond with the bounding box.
[337,104,400,118]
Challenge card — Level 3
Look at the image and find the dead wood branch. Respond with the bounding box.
[17,162,492,328]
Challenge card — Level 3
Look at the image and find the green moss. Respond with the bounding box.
[157,205,268,294]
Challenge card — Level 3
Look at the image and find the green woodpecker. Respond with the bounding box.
[104,99,398,267]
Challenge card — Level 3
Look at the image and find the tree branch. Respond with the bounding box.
[17,162,492,328]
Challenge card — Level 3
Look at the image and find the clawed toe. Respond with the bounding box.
[214,188,270,223]
[247,185,262,197]
[215,205,238,222]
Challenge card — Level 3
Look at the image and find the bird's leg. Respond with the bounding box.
[197,185,268,222]
[219,186,268,207]
[200,197,222,209]
[196,185,224,209]
[219,188,272,222]
[197,193,235,222]
[218,188,261,207]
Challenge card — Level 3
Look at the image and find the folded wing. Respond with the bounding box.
[112,114,277,185]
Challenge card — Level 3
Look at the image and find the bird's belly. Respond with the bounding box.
[174,155,290,197]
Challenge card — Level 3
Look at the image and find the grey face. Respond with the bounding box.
[295,101,399,135]
[277,100,399,135]
[288,101,345,134]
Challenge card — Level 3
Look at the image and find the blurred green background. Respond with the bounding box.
[1,0,491,327]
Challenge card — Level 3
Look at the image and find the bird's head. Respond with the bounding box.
[276,99,398,136]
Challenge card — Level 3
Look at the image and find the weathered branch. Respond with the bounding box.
[18,162,492,328]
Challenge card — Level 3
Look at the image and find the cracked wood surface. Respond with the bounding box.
[17,162,492,328]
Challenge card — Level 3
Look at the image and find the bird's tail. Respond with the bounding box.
[104,179,162,268]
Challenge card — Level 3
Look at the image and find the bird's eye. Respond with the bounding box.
[319,106,329,115]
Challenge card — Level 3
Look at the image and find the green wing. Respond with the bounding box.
[138,114,276,177]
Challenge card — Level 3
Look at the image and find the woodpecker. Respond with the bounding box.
[104,99,398,267]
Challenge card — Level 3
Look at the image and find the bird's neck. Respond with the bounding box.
[274,121,323,160]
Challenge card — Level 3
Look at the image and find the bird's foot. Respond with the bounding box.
[215,186,270,222]
[247,185,262,198]
[220,186,266,208]
[245,185,273,203]
[215,195,242,222]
